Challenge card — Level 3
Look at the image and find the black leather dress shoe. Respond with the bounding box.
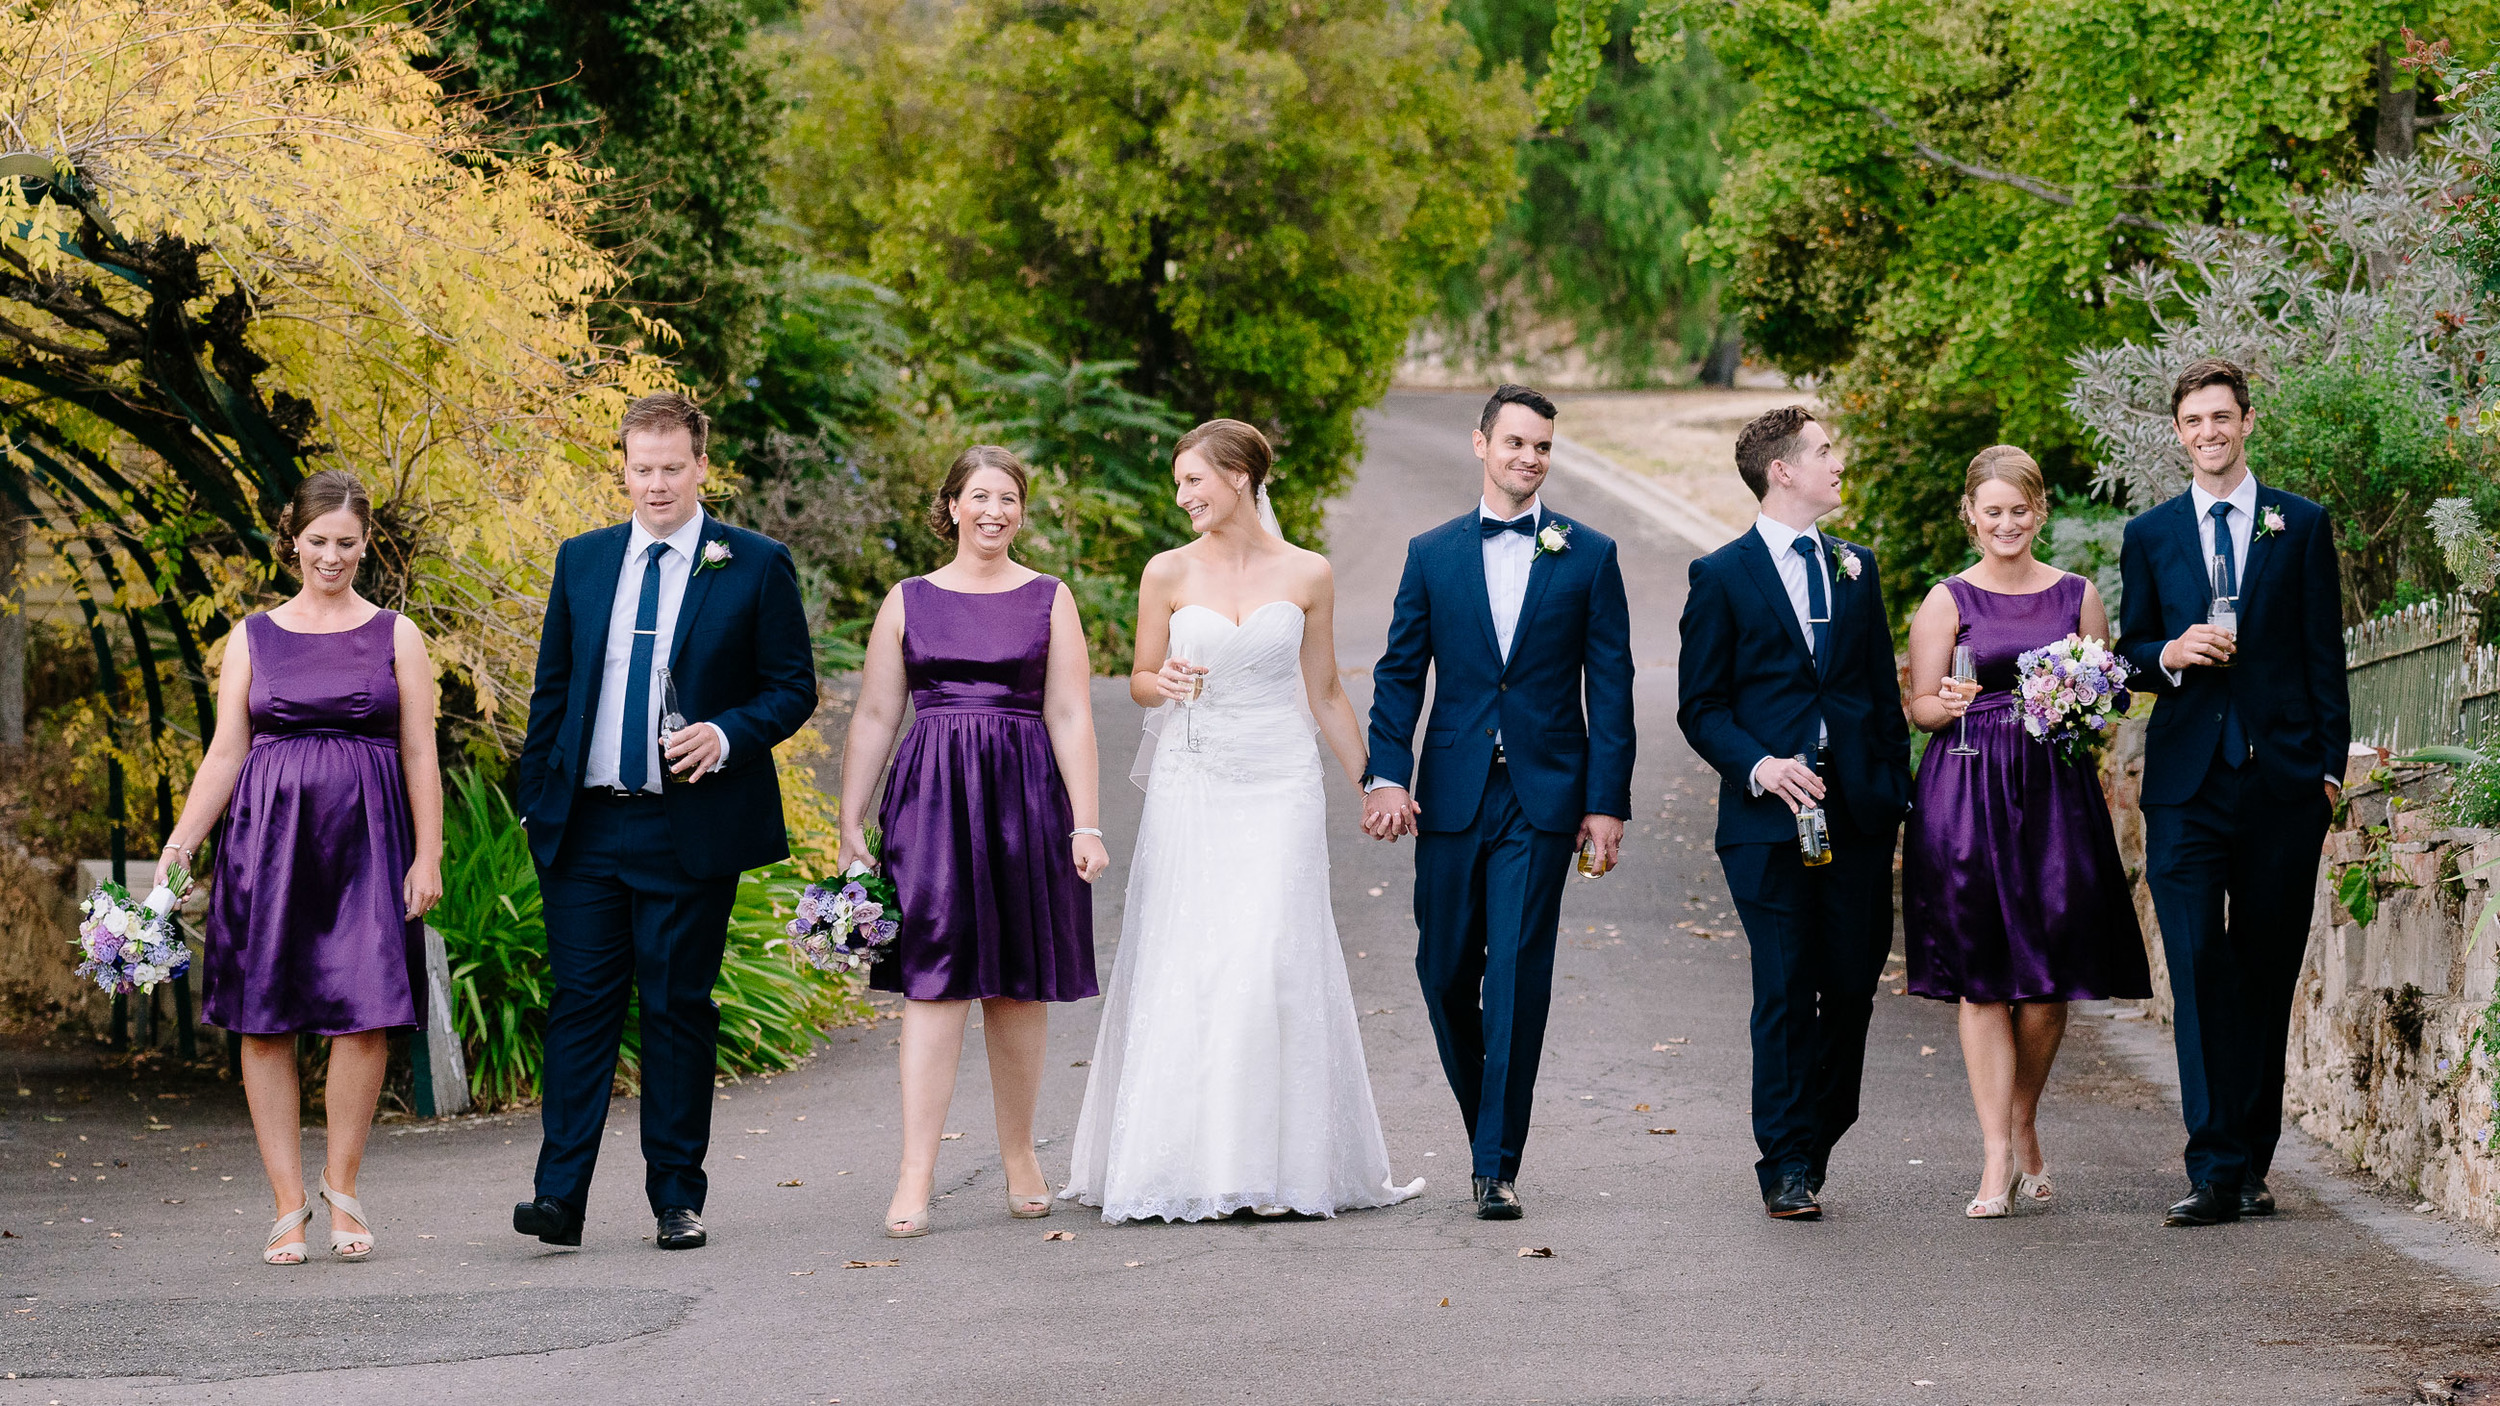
[2163,1182,2241,1227]
[1764,1171,1820,1220]
[1472,1176,1522,1220]
[512,1197,583,1247]
[2238,1180,2276,1218]
[656,1207,707,1250]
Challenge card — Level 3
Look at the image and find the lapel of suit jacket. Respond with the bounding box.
[668,516,726,671]
[2164,491,2212,607]
[1504,508,1566,675]
[572,524,633,774]
[2236,486,2284,624]
[1454,512,1504,666]
[1734,527,1814,669]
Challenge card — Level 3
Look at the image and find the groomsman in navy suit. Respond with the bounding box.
[512,392,817,1250]
[1676,406,1911,1220]
[2119,357,2348,1228]
[1363,385,1636,1220]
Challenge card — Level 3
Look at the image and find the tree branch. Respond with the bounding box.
[1864,103,2172,233]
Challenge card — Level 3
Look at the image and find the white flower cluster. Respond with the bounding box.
[75,877,192,994]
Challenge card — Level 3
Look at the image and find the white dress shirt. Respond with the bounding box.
[1748,513,1832,794]
[584,509,728,791]
[1481,495,1541,661]
[2162,472,2260,687]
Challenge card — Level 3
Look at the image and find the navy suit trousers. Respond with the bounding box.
[1721,816,1898,1196]
[534,793,739,1215]
[1413,763,1578,1181]
[2143,762,2331,1189]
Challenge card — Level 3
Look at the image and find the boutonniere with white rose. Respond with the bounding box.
[697,539,734,573]
[1534,521,1572,559]
[2253,506,2285,540]
[1830,542,1863,582]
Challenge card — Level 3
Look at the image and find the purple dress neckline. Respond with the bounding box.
[1902,574,2151,1004]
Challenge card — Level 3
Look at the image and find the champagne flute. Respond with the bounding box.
[1947,644,1980,757]
[1179,657,1206,752]
[2207,554,2238,669]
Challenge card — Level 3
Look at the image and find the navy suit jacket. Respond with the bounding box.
[516,516,819,878]
[2117,485,2348,806]
[1676,527,1911,846]
[1364,507,1635,835]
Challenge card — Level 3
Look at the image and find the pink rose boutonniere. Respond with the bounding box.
[697,539,734,573]
[1831,543,1863,581]
[2254,506,2285,540]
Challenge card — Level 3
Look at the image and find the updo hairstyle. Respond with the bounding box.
[1960,445,2047,541]
[1173,418,1272,495]
[929,445,1031,540]
[275,469,375,570]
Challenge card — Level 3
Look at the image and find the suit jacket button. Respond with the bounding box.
[1499,683,1508,692]
[1485,727,1495,736]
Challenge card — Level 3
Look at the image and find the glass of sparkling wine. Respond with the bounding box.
[2207,555,2238,668]
[1181,659,1205,752]
[1947,643,1979,757]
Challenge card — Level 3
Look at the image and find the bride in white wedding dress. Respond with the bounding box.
[1060,419,1424,1223]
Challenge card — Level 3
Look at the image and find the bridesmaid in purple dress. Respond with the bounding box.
[838,445,1106,1239]
[1904,447,2150,1220]
[161,470,444,1266]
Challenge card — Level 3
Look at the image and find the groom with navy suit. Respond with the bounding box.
[2119,357,2348,1228]
[1363,385,1636,1221]
[512,392,817,1250]
[1676,406,1911,1220]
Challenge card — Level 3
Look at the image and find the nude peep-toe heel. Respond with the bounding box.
[1007,1190,1052,1220]
[263,1202,312,1266]
[319,1176,375,1261]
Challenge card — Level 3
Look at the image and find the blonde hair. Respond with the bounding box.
[1960,445,2047,541]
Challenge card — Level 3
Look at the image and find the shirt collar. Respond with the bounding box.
[1754,514,1822,555]
[1480,495,1541,526]
[627,507,708,562]
[2188,472,2259,520]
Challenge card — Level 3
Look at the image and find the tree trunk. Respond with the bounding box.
[0,497,25,761]
[2377,43,2417,161]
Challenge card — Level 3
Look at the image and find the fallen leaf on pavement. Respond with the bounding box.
[1632,1104,1651,1112]
[1919,1046,1937,1057]
[940,1132,964,1141]
[1517,1246,1553,1258]
[1070,1060,1090,1067]
[1044,1230,1076,1241]
[777,1179,804,1187]
[844,1259,900,1269]
[1663,1037,1689,1045]
[790,1269,815,1276]
[1124,1261,1142,1268]
[1438,1298,1451,1307]
[1647,1128,1677,1135]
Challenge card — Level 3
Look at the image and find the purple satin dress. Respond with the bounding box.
[1903,575,2150,1003]
[873,576,1098,1002]
[203,611,423,1035]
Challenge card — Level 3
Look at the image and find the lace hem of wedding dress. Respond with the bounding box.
[1058,1176,1427,1226]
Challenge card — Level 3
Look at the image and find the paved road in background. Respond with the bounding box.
[5,391,2496,1404]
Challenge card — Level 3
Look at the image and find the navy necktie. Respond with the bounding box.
[2209,501,2247,769]
[1793,536,1831,669]
[618,541,668,793]
[1480,513,1536,539]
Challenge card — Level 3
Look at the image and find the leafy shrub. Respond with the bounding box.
[429,769,866,1109]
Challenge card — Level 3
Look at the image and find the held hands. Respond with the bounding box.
[1153,656,1207,703]
[2160,624,2236,671]
[1753,756,1825,816]
[1362,784,1421,842]
[1576,814,1625,876]
[664,722,725,782]
[1071,833,1110,883]
[1932,677,1974,721]
[403,857,443,922]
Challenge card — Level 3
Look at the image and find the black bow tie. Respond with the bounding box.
[1481,514,1537,540]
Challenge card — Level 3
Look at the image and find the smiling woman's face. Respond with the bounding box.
[294,507,366,596]
[953,467,1025,555]
[1172,447,1248,533]
[1966,476,2043,560]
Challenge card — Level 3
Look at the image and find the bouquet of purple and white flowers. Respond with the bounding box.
[773,864,900,977]
[2014,633,2133,763]
[75,866,193,994]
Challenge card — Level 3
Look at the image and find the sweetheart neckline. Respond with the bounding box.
[1172,600,1306,629]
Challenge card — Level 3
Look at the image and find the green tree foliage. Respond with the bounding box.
[1541,0,2496,624]
[770,0,1532,545]
[1436,0,1747,384]
[419,0,784,399]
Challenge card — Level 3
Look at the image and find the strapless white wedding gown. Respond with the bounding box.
[1061,601,1425,1222]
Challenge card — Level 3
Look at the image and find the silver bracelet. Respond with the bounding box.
[1070,828,1103,839]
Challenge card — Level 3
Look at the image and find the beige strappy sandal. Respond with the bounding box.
[319,1176,375,1261]
[263,1202,312,1266]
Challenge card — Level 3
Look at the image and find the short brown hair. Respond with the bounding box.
[1733,405,1818,500]
[619,391,710,460]
[929,445,1030,540]
[2170,357,2251,417]
[275,469,373,570]
[1173,418,1273,494]
[1961,445,2048,537]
